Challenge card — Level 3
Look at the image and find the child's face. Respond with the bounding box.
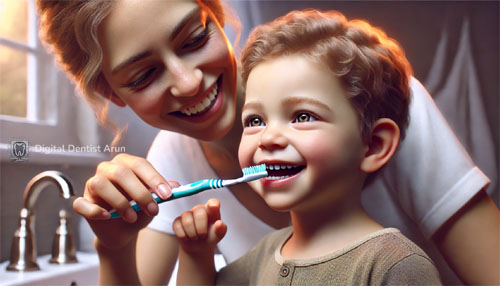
[99,0,237,141]
[239,55,368,212]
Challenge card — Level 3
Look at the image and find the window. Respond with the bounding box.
[0,0,30,118]
[0,0,111,165]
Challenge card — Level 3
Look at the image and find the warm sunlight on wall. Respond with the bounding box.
[0,0,28,117]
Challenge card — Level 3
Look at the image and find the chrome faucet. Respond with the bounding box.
[6,171,75,271]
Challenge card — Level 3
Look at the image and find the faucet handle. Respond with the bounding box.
[7,170,75,272]
[6,208,40,271]
[50,209,78,264]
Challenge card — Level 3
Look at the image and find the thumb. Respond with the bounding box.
[208,220,227,244]
[206,198,221,223]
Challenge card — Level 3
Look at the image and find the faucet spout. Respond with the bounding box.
[7,171,75,271]
[23,171,74,212]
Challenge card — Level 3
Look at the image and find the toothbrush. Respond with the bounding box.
[109,164,267,219]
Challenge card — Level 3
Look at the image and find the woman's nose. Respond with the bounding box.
[168,59,202,97]
[259,125,288,151]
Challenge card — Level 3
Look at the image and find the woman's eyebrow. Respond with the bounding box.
[170,7,202,41]
[111,7,201,75]
[112,51,151,75]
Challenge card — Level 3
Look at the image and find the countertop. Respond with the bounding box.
[0,252,98,286]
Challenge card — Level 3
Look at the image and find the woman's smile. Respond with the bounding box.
[167,76,225,123]
[178,77,220,116]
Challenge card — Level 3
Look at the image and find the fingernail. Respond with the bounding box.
[157,183,171,199]
[147,202,158,216]
[101,211,111,219]
[124,208,137,223]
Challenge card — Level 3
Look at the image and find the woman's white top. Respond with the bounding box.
[147,77,489,265]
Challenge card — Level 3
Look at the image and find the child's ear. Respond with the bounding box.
[94,78,126,107]
[360,118,400,173]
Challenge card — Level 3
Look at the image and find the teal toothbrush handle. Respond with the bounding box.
[110,179,222,219]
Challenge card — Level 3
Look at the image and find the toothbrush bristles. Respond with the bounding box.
[242,164,268,176]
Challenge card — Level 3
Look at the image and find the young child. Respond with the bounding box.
[173,9,441,285]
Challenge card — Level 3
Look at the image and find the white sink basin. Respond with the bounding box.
[0,252,98,286]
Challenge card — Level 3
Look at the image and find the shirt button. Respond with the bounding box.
[280,265,290,277]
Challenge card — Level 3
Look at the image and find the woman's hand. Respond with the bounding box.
[72,153,175,250]
[173,198,227,255]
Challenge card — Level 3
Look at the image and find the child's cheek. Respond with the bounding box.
[300,134,357,176]
[238,137,254,168]
[299,135,340,161]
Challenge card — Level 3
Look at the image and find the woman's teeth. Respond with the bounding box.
[180,84,218,116]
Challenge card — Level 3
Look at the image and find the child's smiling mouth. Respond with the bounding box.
[264,163,305,180]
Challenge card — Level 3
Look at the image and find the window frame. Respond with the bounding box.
[0,0,109,165]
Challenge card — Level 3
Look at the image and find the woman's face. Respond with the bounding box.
[99,0,237,141]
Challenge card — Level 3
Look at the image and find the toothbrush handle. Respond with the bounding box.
[110,179,222,219]
[158,178,223,202]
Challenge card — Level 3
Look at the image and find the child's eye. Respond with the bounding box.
[245,116,266,127]
[293,112,318,123]
[127,67,157,90]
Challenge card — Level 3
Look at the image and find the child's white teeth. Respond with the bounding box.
[180,83,218,116]
[267,164,295,170]
[268,175,290,180]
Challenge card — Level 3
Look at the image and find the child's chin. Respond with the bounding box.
[263,197,295,212]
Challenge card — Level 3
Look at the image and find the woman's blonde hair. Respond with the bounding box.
[36,0,234,144]
[241,9,413,142]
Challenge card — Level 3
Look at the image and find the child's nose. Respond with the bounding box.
[168,59,202,97]
[259,125,288,151]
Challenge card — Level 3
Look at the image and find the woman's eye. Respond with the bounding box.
[182,22,211,50]
[127,68,157,90]
[293,112,317,123]
[245,116,266,127]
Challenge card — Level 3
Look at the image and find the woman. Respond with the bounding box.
[36,0,498,285]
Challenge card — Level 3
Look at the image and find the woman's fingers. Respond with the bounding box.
[89,153,174,220]
[95,161,159,218]
[86,174,138,223]
[73,197,110,220]
[112,153,173,199]
[78,153,175,224]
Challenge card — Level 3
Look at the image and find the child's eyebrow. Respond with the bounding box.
[241,101,262,113]
[283,96,332,112]
[243,96,331,113]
